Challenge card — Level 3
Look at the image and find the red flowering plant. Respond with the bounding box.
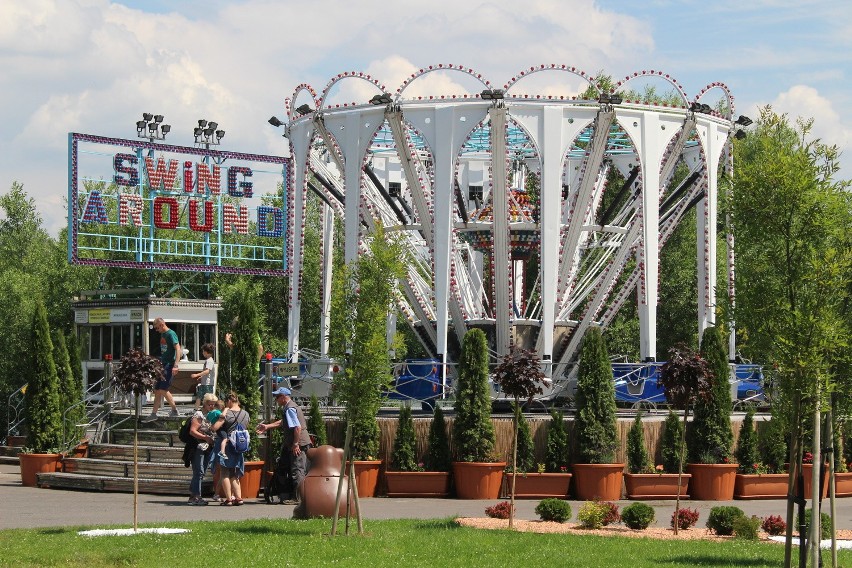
[803,451,814,464]
[671,507,700,530]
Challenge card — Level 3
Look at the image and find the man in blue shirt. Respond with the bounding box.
[256,387,311,504]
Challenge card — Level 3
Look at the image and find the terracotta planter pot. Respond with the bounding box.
[239,460,265,499]
[834,472,852,498]
[385,471,451,497]
[71,441,89,459]
[505,472,572,499]
[687,463,738,500]
[801,463,829,500]
[453,462,506,499]
[624,473,690,499]
[349,460,382,498]
[572,463,624,501]
[734,473,788,499]
[19,453,62,487]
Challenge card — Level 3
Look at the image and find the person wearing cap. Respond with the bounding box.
[256,387,312,504]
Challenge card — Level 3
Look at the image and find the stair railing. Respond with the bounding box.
[4,383,27,445]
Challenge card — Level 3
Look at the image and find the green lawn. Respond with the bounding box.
[0,518,845,567]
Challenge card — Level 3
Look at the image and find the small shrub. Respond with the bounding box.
[762,514,786,536]
[535,498,571,523]
[485,501,514,519]
[598,500,620,526]
[578,501,608,529]
[707,505,746,536]
[733,515,761,540]
[622,502,655,530]
[804,509,833,540]
[671,507,700,530]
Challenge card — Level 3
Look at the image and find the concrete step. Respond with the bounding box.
[88,444,184,463]
[62,457,198,480]
[37,471,214,496]
[110,429,183,447]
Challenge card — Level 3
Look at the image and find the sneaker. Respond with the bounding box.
[282,499,300,505]
[169,409,180,417]
[141,413,158,423]
[195,498,208,506]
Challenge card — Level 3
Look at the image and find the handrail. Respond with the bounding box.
[4,383,27,445]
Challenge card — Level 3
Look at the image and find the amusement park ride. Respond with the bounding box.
[276,64,761,407]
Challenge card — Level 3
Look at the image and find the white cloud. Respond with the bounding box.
[771,85,851,150]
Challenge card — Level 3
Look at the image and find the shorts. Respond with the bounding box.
[195,384,213,400]
[155,365,174,391]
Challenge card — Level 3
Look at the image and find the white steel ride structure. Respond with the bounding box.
[282,64,744,400]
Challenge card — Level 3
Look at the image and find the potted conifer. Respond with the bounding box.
[687,326,738,500]
[734,406,788,498]
[18,301,63,487]
[385,404,451,497]
[624,410,691,499]
[452,328,506,499]
[507,407,571,499]
[572,327,624,500]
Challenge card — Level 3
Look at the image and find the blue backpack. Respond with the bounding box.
[227,410,250,453]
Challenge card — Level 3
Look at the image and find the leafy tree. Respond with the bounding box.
[390,404,417,472]
[661,410,685,474]
[452,328,495,462]
[735,407,761,474]
[425,405,451,472]
[23,301,62,453]
[53,331,85,445]
[688,326,734,464]
[574,327,618,463]
[333,224,406,460]
[306,394,327,447]
[626,411,652,474]
[545,408,569,473]
[227,282,263,459]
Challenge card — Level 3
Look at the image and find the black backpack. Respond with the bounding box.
[178,416,194,444]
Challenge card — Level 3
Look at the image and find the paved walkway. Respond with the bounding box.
[2,463,851,530]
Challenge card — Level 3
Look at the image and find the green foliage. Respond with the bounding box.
[307,395,327,447]
[622,502,655,530]
[758,416,789,474]
[804,509,833,540]
[706,506,745,536]
[688,327,733,463]
[226,283,262,460]
[507,404,535,473]
[333,224,406,460]
[661,410,685,474]
[626,412,652,474]
[545,408,569,473]
[391,404,418,472]
[577,501,608,529]
[53,331,85,445]
[453,329,496,463]
[574,327,618,463]
[425,405,451,472]
[733,515,761,540]
[535,498,572,523]
[735,407,761,474]
[729,108,851,465]
[23,301,62,453]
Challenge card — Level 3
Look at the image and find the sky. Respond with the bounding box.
[2,0,850,236]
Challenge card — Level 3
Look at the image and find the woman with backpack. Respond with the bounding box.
[187,393,218,505]
[212,391,250,506]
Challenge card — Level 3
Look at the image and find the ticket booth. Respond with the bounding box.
[72,289,222,403]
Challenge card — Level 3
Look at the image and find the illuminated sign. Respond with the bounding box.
[68,133,290,276]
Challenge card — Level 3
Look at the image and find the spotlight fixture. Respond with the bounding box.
[734,130,747,140]
[295,104,312,116]
[480,89,505,100]
[268,116,285,127]
[194,118,225,147]
[136,112,170,142]
[369,93,393,105]
[735,115,753,126]
[700,103,712,113]
[689,101,702,112]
